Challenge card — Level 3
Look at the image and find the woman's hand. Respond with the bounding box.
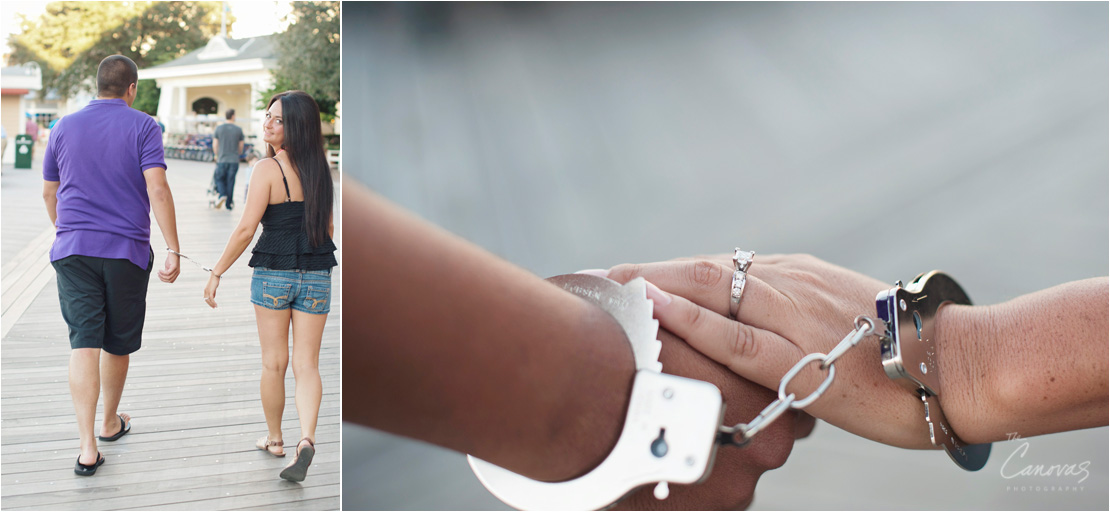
[203,273,220,308]
[607,254,950,449]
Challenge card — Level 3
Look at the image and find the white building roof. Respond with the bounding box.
[139,35,277,80]
[1,63,43,91]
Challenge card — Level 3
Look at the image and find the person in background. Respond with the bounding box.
[25,112,40,148]
[212,109,244,210]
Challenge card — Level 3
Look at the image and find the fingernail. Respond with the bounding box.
[644,281,672,307]
[575,268,610,278]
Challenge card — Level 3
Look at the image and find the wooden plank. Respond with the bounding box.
[1,379,341,411]
[3,443,340,494]
[4,469,339,510]
[0,227,53,286]
[118,481,341,511]
[4,452,340,507]
[0,263,55,339]
[2,423,341,464]
[234,496,341,511]
[0,409,341,448]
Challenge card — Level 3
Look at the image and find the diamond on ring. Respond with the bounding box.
[733,249,754,273]
[731,272,747,299]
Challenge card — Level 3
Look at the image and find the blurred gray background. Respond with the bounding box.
[341,2,1108,510]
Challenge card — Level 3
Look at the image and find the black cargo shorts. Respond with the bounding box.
[52,248,153,355]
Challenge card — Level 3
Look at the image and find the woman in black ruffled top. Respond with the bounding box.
[203,90,335,482]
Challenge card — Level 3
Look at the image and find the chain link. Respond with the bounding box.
[718,315,884,447]
[166,248,214,273]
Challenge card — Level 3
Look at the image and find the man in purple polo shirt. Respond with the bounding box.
[43,55,182,476]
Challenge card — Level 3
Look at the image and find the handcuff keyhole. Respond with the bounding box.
[912,310,923,340]
[650,428,668,457]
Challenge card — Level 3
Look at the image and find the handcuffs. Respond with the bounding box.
[469,271,991,510]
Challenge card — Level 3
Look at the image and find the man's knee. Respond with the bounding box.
[100,350,130,363]
[70,348,101,375]
[71,347,100,360]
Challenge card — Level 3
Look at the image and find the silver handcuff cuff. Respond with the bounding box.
[469,270,991,510]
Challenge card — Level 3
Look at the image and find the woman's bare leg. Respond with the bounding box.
[255,305,292,450]
[290,310,326,444]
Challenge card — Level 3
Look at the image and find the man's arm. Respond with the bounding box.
[344,183,799,508]
[144,167,180,283]
[345,182,633,481]
[43,180,59,227]
[211,138,219,157]
[42,130,60,226]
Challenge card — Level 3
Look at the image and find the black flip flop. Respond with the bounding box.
[74,452,105,476]
[98,414,130,442]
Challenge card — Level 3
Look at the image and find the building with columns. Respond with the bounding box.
[138,35,277,139]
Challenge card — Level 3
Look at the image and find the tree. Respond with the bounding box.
[132,79,161,115]
[7,1,227,105]
[261,1,340,120]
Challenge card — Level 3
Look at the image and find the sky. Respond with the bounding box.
[2,1,294,59]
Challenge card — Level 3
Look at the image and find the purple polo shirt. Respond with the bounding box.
[43,99,167,270]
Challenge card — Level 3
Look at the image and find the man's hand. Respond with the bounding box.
[144,167,181,284]
[614,328,804,510]
[158,252,180,283]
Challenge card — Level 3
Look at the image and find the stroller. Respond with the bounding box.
[208,144,262,209]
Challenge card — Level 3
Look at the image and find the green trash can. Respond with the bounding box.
[14,134,33,169]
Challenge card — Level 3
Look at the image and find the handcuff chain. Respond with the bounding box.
[166,248,214,273]
[718,315,883,447]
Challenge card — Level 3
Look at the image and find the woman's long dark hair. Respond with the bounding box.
[266,91,333,248]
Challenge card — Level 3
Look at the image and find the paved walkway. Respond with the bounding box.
[1,156,341,510]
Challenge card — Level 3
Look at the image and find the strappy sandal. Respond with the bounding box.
[256,435,285,457]
[279,438,315,482]
[74,452,105,476]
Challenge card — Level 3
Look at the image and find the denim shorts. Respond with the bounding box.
[250,267,332,314]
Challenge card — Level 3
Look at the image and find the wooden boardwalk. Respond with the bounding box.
[1,157,341,510]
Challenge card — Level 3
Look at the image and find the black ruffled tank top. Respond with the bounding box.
[247,158,337,270]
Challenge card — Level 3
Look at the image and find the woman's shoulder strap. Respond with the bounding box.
[266,157,293,202]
